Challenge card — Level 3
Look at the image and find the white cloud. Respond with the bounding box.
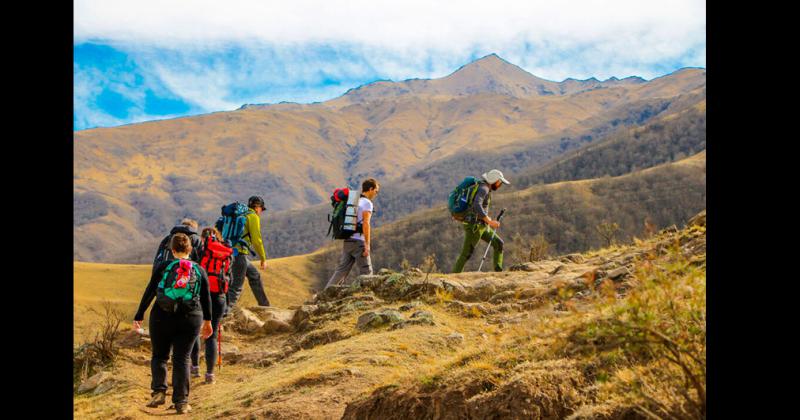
[75,0,705,61]
[74,0,705,129]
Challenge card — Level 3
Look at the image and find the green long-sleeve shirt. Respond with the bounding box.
[235,209,267,261]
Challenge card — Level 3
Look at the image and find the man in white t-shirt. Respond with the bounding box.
[325,178,380,288]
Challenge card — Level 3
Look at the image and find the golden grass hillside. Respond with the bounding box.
[74,213,705,419]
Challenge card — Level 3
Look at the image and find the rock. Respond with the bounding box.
[117,329,150,348]
[291,305,317,327]
[446,333,465,345]
[607,266,632,280]
[398,301,422,311]
[355,274,384,289]
[77,371,113,394]
[221,345,240,357]
[356,310,404,331]
[233,308,265,333]
[489,290,517,303]
[448,300,490,317]
[560,254,585,264]
[317,285,355,302]
[92,379,116,395]
[410,310,434,320]
[688,210,706,227]
[392,310,435,329]
[407,267,423,274]
[262,318,294,334]
[509,262,536,272]
[250,307,295,325]
[378,268,394,275]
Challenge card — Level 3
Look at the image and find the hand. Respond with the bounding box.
[488,220,500,229]
[260,260,267,270]
[133,320,142,331]
[201,321,213,339]
[362,247,370,257]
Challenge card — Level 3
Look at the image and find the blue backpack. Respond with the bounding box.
[215,202,252,252]
[448,176,481,221]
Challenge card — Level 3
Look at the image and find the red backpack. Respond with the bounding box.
[199,235,234,294]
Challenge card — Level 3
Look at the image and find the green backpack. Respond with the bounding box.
[156,259,202,313]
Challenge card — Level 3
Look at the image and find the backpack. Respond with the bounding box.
[199,235,234,294]
[448,176,482,221]
[153,235,176,267]
[327,187,363,239]
[215,202,252,250]
[156,259,203,313]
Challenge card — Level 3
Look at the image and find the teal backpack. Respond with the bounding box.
[448,176,482,221]
[156,259,202,313]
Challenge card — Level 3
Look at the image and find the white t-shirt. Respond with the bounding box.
[350,196,373,242]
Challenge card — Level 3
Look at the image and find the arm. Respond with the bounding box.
[471,185,499,228]
[134,262,165,322]
[362,210,372,256]
[247,213,268,262]
[197,266,212,321]
[197,265,213,339]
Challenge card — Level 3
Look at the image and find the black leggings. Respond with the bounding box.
[149,304,202,405]
[190,293,226,374]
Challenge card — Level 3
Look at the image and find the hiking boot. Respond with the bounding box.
[175,403,192,414]
[205,373,216,384]
[190,365,200,378]
[146,391,166,407]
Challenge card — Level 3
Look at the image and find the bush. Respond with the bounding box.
[566,242,706,418]
[73,301,126,387]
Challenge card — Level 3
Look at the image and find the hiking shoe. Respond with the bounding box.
[205,373,216,384]
[191,365,200,378]
[146,391,166,407]
[175,403,192,414]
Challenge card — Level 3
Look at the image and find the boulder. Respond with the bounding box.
[398,301,422,311]
[249,307,296,325]
[560,254,585,264]
[262,318,294,334]
[356,310,404,331]
[117,329,150,348]
[77,371,113,394]
[92,379,116,395]
[232,308,265,334]
[291,305,318,327]
[607,266,632,280]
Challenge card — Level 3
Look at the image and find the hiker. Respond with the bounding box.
[133,233,213,414]
[225,196,271,311]
[452,169,510,273]
[152,218,202,273]
[325,178,380,288]
[190,227,233,384]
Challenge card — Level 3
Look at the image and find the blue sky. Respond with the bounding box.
[74,0,706,131]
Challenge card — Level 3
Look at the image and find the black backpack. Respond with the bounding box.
[327,187,362,239]
[153,235,176,268]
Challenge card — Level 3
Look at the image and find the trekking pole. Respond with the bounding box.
[478,208,506,272]
[218,325,222,372]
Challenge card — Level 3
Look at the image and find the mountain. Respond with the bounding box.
[74,54,705,263]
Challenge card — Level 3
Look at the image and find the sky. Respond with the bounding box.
[74,0,706,131]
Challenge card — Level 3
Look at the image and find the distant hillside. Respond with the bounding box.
[311,151,705,280]
[264,94,705,260]
[74,54,705,263]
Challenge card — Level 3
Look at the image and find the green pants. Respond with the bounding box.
[452,223,504,273]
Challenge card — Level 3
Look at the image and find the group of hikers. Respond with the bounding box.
[132,170,510,414]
